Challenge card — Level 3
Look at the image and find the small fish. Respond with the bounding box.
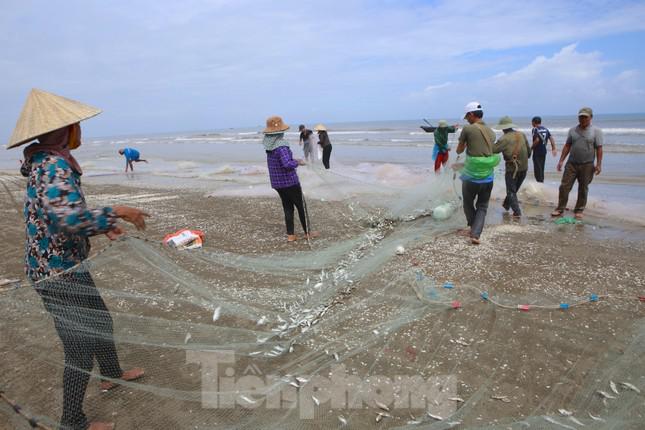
[184,332,191,344]
[619,381,641,393]
[338,416,347,426]
[256,316,267,325]
[375,400,390,411]
[239,394,256,404]
[312,395,320,406]
[375,414,383,423]
[491,395,511,403]
[447,422,462,428]
[448,397,464,403]
[596,390,616,399]
[558,409,572,416]
[568,416,585,426]
[314,282,323,289]
[609,380,619,395]
[248,351,262,356]
[257,336,269,344]
[588,412,605,422]
[289,345,294,353]
[333,353,340,361]
[373,329,380,335]
[454,339,471,346]
[544,416,576,430]
[427,412,443,420]
[289,381,300,388]
[212,306,221,321]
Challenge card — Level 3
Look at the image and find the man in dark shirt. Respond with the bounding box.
[531,116,557,182]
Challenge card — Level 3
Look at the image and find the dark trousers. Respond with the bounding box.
[462,180,493,239]
[503,170,527,216]
[532,152,546,182]
[276,184,308,235]
[35,272,123,430]
[322,144,332,169]
[556,162,595,213]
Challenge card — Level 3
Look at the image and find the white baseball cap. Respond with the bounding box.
[463,101,483,118]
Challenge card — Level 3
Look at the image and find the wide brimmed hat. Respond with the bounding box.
[437,119,449,128]
[313,124,327,132]
[7,88,102,149]
[263,116,289,134]
[494,116,517,130]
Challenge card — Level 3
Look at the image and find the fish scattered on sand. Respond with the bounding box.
[184,332,191,344]
[588,412,605,422]
[375,400,390,411]
[427,412,443,420]
[491,395,511,403]
[596,390,616,399]
[338,416,347,425]
[544,416,576,430]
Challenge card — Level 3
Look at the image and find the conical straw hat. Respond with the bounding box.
[6,88,102,149]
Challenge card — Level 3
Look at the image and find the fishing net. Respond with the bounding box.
[1,167,644,430]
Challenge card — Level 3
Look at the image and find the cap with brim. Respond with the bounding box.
[7,88,102,149]
[263,115,290,134]
[577,107,593,117]
[463,101,482,119]
[494,116,517,130]
[314,124,327,132]
[437,120,449,128]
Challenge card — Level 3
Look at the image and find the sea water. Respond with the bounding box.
[1,114,644,223]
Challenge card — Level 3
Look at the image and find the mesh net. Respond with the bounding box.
[1,169,644,430]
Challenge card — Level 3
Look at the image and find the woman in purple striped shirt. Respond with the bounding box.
[263,116,313,242]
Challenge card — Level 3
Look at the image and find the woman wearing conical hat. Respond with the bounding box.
[7,89,149,430]
[314,124,332,169]
[263,115,318,242]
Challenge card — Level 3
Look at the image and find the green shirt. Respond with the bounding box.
[433,126,456,152]
[458,121,496,156]
[493,130,532,172]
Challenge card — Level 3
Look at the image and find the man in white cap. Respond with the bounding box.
[455,101,499,244]
[551,107,603,219]
[7,89,149,430]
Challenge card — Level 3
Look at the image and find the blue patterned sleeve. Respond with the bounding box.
[277,146,298,170]
[40,157,117,236]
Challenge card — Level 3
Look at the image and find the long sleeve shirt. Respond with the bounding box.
[23,152,117,281]
[266,146,300,189]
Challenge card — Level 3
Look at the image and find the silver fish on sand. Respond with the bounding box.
[558,409,572,416]
[427,411,443,420]
[312,395,320,406]
[491,395,511,403]
[568,416,585,426]
[619,381,641,393]
[238,395,256,404]
[375,400,390,411]
[184,332,191,344]
[338,416,347,426]
[588,412,605,422]
[212,306,221,322]
[543,416,576,430]
[596,390,616,399]
[609,380,619,395]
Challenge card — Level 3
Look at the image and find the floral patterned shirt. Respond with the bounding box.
[23,152,117,281]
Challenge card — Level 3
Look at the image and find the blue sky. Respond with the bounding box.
[1,0,644,141]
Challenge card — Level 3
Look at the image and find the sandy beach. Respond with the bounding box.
[1,174,644,429]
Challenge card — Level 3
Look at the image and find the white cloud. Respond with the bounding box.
[414,44,644,116]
